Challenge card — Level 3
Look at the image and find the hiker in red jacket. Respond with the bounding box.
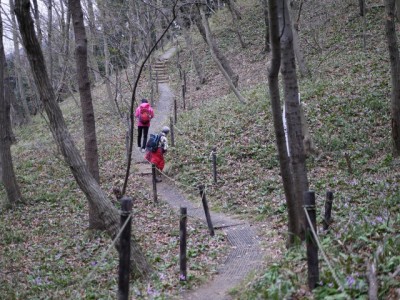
[135,99,154,152]
[145,126,170,182]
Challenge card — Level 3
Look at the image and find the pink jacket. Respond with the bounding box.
[135,103,154,127]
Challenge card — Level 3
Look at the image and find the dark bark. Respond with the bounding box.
[227,0,246,48]
[267,0,297,246]
[280,0,308,238]
[14,0,151,278]
[10,0,31,124]
[69,0,101,186]
[384,0,400,156]
[0,13,23,207]
[261,0,270,53]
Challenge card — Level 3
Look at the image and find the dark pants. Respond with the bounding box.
[137,126,149,149]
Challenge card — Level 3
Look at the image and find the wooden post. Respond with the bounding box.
[212,146,217,184]
[179,207,187,281]
[182,84,186,110]
[323,191,334,231]
[152,164,158,203]
[170,116,175,147]
[199,185,215,236]
[183,70,187,94]
[304,191,319,290]
[156,73,159,94]
[118,196,133,300]
[174,97,177,124]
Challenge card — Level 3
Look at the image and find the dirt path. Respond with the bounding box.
[132,47,278,299]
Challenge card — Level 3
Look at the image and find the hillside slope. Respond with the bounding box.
[167,0,400,299]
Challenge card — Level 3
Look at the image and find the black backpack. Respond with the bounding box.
[146,134,161,152]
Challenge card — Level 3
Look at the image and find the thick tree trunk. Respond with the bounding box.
[384,0,400,156]
[267,0,297,247]
[15,0,151,278]
[9,0,31,124]
[280,0,309,238]
[0,14,23,208]
[194,5,239,87]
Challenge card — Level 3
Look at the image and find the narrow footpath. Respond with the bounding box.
[132,47,270,300]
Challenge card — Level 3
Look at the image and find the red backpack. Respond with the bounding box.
[139,106,151,125]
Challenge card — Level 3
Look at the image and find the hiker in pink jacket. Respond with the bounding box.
[135,99,154,152]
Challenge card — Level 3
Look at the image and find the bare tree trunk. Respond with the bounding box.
[199,5,244,102]
[227,0,246,48]
[385,0,400,156]
[182,25,206,85]
[15,0,151,278]
[288,1,310,77]
[194,5,239,87]
[98,4,117,113]
[280,0,309,238]
[261,0,270,54]
[86,0,101,82]
[267,0,297,247]
[55,0,72,99]
[0,14,23,208]
[46,0,54,85]
[9,0,31,124]
[32,0,43,44]
[396,0,400,20]
[69,0,100,193]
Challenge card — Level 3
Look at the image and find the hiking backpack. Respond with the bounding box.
[146,134,161,152]
[139,107,151,125]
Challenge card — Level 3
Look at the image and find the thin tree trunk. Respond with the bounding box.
[9,0,31,124]
[15,0,151,277]
[288,1,310,77]
[69,0,100,188]
[227,0,246,48]
[86,0,101,82]
[182,26,206,85]
[199,6,244,102]
[47,0,54,85]
[385,0,400,156]
[267,0,297,247]
[261,0,270,54]
[32,0,43,44]
[194,5,239,87]
[280,0,309,238]
[98,5,117,113]
[0,13,23,208]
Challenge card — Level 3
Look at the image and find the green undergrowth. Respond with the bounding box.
[166,0,400,298]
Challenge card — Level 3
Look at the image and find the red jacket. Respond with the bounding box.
[135,103,154,127]
[145,148,165,171]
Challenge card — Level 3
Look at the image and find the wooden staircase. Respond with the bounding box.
[152,60,169,83]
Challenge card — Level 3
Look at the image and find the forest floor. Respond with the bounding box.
[132,46,283,299]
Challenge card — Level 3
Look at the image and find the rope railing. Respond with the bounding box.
[68,213,133,298]
[303,207,348,296]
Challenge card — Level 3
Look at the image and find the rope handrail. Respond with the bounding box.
[68,213,133,298]
[303,207,348,296]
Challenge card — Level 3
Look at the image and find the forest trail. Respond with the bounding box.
[132,46,278,299]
